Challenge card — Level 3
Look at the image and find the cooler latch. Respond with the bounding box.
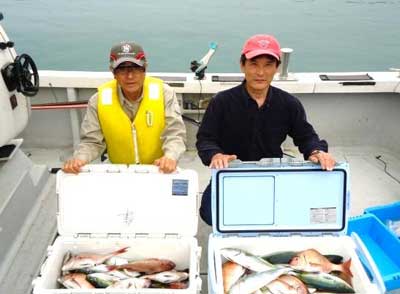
[107,233,122,239]
[134,233,149,238]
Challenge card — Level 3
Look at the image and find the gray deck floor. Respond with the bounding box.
[0,147,399,294]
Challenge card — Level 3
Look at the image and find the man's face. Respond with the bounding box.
[113,62,146,99]
[240,55,279,92]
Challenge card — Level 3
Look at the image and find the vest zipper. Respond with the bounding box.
[131,123,140,164]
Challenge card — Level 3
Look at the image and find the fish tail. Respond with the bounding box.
[341,258,353,277]
[113,246,129,255]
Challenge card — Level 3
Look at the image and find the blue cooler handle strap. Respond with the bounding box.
[351,232,386,293]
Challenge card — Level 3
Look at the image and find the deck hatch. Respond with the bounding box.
[319,73,374,81]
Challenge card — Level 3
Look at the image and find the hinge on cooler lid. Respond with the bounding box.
[134,233,149,238]
[74,233,91,238]
[267,232,292,237]
[321,232,339,237]
[107,233,122,239]
[258,158,281,167]
[106,167,122,173]
[287,158,308,167]
[165,233,180,239]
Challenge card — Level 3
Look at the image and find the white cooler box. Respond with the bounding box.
[207,160,381,294]
[32,164,202,294]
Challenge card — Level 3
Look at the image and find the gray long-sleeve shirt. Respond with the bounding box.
[74,82,186,163]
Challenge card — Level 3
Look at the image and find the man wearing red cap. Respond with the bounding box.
[196,34,336,225]
[63,41,186,173]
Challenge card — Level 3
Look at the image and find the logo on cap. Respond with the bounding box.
[258,39,270,48]
[121,44,132,53]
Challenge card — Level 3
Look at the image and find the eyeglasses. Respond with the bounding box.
[114,65,144,75]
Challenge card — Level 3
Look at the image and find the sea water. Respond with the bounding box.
[1,0,399,73]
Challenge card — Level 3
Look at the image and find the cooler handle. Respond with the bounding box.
[351,232,386,293]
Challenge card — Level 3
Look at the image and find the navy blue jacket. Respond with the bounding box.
[196,82,328,165]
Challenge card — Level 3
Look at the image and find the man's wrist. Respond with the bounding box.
[310,150,322,156]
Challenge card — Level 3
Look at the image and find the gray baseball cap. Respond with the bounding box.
[109,41,147,69]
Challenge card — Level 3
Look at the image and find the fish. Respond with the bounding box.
[57,273,95,289]
[262,279,298,294]
[222,261,246,293]
[122,269,141,278]
[220,248,276,272]
[150,281,189,289]
[105,256,129,266]
[277,274,309,294]
[331,270,353,287]
[169,281,189,289]
[107,258,176,274]
[289,249,353,277]
[86,273,120,288]
[261,251,343,265]
[142,270,189,284]
[107,277,151,289]
[228,267,291,294]
[293,271,355,293]
[73,264,109,274]
[61,246,129,272]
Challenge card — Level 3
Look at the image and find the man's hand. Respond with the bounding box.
[308,150,336,171]
[154,156,177,173]
[62,158,88,174]
[210,153,237,169]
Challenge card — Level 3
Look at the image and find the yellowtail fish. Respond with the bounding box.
[228,267,291,294]
[294,271,355,293]
[58,273,95,289]
[86,273,120,288]
[61,246,129,272]
[220,248,275,272]
[289,249,353,277]
[107,258,176,274]
[74,264,109,274]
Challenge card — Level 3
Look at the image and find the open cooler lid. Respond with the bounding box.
[56,164,198,237]
[212,160,349,236]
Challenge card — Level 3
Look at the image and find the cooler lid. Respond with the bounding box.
[212,160,349,236]
[56,164,198,237]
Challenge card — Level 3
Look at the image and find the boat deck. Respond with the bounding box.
[1,146,399,294]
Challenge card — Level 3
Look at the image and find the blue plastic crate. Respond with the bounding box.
[365,201,400,238]
[347,213,400,292]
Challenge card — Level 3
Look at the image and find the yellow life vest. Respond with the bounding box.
[97,77,165,164]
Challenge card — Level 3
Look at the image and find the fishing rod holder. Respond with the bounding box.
[278,48,293,80]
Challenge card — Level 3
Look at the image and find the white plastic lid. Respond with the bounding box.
[212,162,349,235]
[56,164,198,237]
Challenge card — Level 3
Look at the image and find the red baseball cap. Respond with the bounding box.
[241,34,281,61]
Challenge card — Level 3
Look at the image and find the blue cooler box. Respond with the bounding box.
[347,201,400,293]
[207,160,380,294]
[365,201,400,238]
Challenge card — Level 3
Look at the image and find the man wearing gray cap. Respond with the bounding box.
[63,41,186,173]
